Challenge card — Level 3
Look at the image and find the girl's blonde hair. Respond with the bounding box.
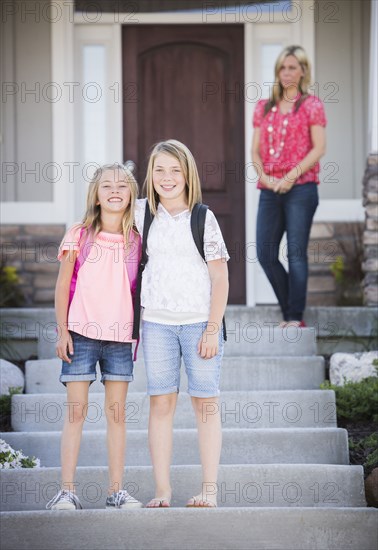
[82,163,139,244]
[143,140,202,215]
[265,45,312,115]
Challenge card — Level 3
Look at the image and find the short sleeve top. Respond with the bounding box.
[58,225,140,342]
[134,198,229,318]
[253,95,326,187]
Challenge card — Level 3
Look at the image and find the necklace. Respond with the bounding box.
[267,105,292,159]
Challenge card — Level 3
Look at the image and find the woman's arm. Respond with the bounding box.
[251,128,279,189]
[55,250,76,363]
[274,125,326,193]
[198,259,229,359]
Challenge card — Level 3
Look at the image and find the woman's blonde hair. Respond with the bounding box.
[265,45,312,115]
[82,163,139,244]
[143,140,202,215]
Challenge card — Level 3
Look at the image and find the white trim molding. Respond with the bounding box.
[369,0,378,153]
[1,0,75,225]
[314,199,365,222]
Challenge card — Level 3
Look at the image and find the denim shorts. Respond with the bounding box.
[60,331,134,386]
[142,321,224,398]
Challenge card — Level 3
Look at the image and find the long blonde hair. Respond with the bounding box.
[265,45,312,115]
[143,140,202,215]
[82,163,139,244]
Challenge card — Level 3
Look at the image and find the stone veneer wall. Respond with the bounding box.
[362,153,378,306]
[307,221,364,307]
[0,221,365,308]
[1,225,65,306]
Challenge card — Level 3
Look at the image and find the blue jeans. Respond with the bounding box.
[256,183,319,321]
[60,331,134,386]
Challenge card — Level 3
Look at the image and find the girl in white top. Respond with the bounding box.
[135,140,229,508]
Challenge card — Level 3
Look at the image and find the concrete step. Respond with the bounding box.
[1,508,377,550]
[1,428,349,467]
[0,464,366,511]
[11,390,337,432]
[21,324,317,360]
[25,356,325,394]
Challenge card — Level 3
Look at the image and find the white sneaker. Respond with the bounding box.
[46,490,82,510]
[106,490,143,509]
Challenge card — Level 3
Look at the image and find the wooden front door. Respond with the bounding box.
[123,25,245,304]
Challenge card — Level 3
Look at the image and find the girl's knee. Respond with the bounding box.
[65,403,88,425]
[191,396,219,417]
[150,394,177,417]
[105,401,126,424]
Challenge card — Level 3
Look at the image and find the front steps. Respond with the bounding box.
[1,323,377,550]
[25,356,326,393]
[1,428,350,466]
[0,464,367,510]
[1,509,377,550]
[10,390,337,431]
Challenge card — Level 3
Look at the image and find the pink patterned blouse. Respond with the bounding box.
[253,95,327,189]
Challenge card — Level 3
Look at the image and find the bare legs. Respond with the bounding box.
[104,381,129,494]
[60,380,129,495]
[147,393,221,507]
[146,393,177,507]
[61,381,90,493]
[189,396,221,506]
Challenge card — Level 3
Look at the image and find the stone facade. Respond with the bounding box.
[362,154,378,306]
[307,222,364,307]
[0,221,365,308]
[0,225,65,306]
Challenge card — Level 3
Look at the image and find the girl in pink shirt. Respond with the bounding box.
[251,45,327,326]
[46,164,142,511]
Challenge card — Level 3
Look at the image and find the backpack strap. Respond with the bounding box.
[132,203,154,340]
[191,203,227,342]
[190,203,208,261]
[69,226,93,306]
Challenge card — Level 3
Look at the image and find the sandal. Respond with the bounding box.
[145,497,171,508]
[186,496,217,508]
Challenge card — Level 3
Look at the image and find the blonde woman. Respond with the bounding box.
[47,164,142,510]
[252,45,327,327]
[135,140,229,508]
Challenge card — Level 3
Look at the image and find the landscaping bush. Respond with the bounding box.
[321,375,378,478]
[321,376,378,423]
[0,387,22,432]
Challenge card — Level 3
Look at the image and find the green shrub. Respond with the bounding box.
[0,387,23,431]
[320,376,378,423]
[0,262,25,307]
[349,432,378,477]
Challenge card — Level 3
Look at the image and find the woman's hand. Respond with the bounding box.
[260,173,280,190]
[56,329,74,363]
[273,176,296,194]
[198,325,219,359]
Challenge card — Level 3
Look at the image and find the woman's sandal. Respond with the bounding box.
[145,497,171,508]
[186,496,217,508]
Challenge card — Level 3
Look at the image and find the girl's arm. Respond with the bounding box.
[251,128,279,189]
[55,250,76,363]
[274,125,326,193]
[198,259,229,359]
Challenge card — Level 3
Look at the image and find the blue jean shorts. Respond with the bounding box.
[60,331,134,386]
[142,321,224,398]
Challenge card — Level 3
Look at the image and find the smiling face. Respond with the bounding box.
[152,153,188,206]
[96,169,131,213]
[278,54,304,91]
